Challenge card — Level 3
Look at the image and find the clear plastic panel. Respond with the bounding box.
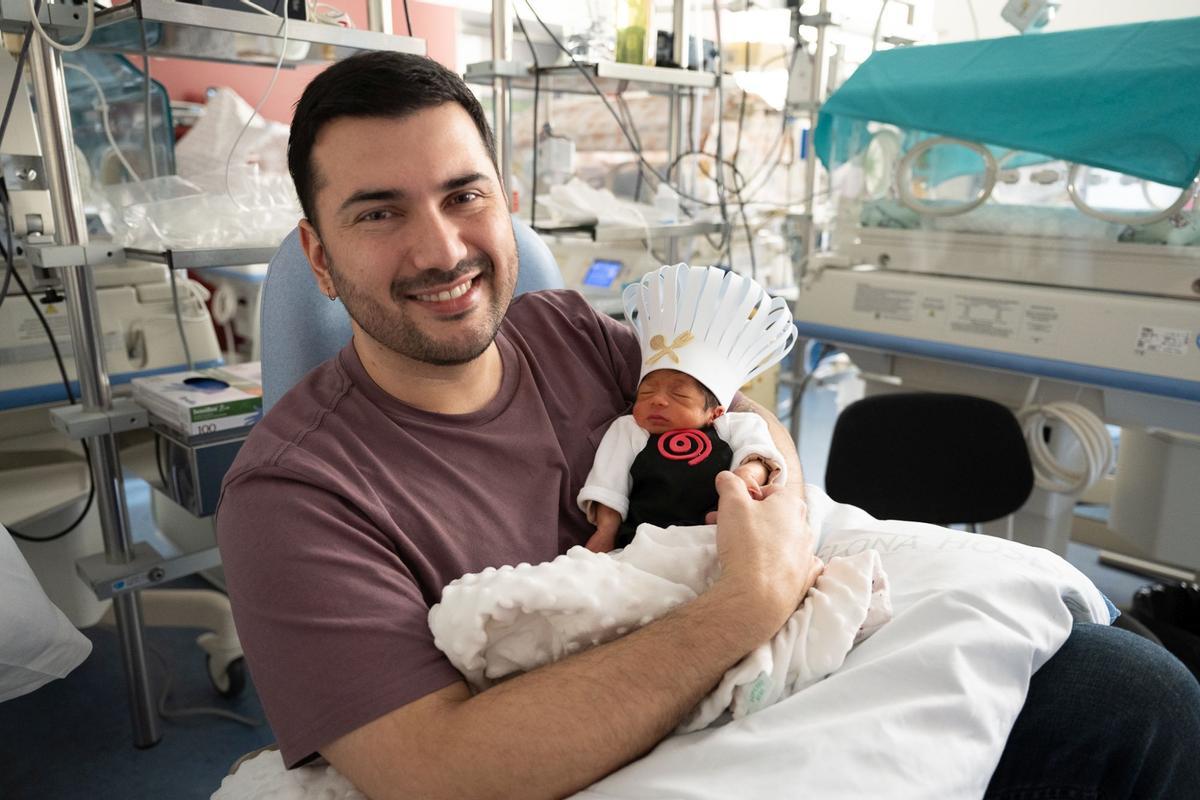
[828,118,1199,248]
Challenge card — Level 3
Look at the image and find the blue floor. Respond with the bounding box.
[0,621,274,799]
[0,479,275,800]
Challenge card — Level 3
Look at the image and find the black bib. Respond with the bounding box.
[617,426,733,548]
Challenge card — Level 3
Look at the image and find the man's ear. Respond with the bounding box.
[299,219,336,300]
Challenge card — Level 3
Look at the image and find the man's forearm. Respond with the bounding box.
[729,394,805,491]
[328,582,773,800]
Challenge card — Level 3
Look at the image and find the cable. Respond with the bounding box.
[148,646,263,728]
[871,0,890,53]
[513,12,540,228]
[0,232,96,543]
[0,23,37,313]
[26,0,95,53]
[137,16,159,179]
[168,266,195,370]
[710,1,731,261]
[732,40,750,166]
[224,0,289,212]
[62,62,141,182]
[402,0,412,36]
[1017,379,1115,495]
[615,93,645,202]
[966,0,980,40]
[520,0,731,211]
[307,1,355,28]
[0,9,97,543]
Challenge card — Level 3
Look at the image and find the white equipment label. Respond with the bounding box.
[853,283,915,321]
[1134,325,1190,356]
[919,294,949,322]
[1022,304,1061,345]
[949,295,1020,339]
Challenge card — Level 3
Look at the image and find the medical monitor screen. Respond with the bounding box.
[583,259,623,289]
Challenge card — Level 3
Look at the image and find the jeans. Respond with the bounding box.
[985,622,1200,799]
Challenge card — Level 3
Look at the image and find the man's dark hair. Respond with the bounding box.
[288,52,497,227]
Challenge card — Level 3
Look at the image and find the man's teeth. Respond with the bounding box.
[417,280,471,302]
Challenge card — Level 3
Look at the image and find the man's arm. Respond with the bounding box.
[324,474,814,800]
[728,393,806,498]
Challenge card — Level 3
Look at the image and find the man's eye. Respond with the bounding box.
[451,191,480,205]
[359,209,393,222]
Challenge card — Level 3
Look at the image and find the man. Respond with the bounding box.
[217,52,1200,800]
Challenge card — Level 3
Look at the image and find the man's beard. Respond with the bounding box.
[328,251,515,366]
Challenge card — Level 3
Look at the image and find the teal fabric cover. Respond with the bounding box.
[814,17,1200,189]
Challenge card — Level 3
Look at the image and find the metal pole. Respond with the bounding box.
[672,0,690,70]
[366,0,394,35]
[801,0,829,272]
[667,0,691,264]
[27,32,160,748]
[492,0,513,207]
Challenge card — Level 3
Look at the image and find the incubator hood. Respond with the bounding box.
[814,16,1200,191]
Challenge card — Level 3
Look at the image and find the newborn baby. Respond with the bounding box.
[578,366,787,552]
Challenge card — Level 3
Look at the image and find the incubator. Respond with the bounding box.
[797,17,1200,569]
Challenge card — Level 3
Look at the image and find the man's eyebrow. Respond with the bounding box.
[336,173,489,215]
[338,188,403,214]
[440,172,488,192]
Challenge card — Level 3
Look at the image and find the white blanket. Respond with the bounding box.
[428,523,892,731]
[211,486,1111,800]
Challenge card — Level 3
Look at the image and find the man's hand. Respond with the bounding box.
[710,471,815,640]
[586,504,622,552]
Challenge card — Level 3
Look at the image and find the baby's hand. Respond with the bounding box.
[586,503,622,552]
[732,461,770,501]
[586,528,618,553]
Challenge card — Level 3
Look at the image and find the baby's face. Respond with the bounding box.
[631,370,723,434]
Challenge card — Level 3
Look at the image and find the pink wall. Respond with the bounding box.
[149,1,458,124]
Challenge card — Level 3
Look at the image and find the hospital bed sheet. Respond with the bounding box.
[210,485,1110,800]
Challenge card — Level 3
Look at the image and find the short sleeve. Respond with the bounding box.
[216,467,462,768]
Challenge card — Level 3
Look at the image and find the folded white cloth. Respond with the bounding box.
[428,523,892,730]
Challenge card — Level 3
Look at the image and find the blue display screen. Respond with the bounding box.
[582,259,623,288]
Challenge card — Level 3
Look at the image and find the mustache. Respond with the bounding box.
[390,255,493,299]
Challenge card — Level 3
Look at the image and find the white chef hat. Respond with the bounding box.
[621,263,797,407]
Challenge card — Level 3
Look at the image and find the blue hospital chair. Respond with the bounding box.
[259,217,564,411]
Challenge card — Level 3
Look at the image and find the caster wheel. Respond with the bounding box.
[209,655,247,698]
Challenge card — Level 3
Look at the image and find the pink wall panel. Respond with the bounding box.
[148,0,458,124]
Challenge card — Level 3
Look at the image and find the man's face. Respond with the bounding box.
[631,369,724,434]
[299,104,518,366]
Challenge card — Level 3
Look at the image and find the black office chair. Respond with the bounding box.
[824,392,1034,525]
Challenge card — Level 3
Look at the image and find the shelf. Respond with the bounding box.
[465,59,717,95]
[126,246,277,270]
[20,0,429,67]
[533,219,726,243]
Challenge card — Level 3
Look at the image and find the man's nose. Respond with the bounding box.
[408,210,470,272]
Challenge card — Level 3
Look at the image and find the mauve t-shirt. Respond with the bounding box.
[215,290,640,767]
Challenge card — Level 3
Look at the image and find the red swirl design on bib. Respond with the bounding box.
[658,428,713,466]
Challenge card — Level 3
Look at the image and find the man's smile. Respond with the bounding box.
[412,275,475,303]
